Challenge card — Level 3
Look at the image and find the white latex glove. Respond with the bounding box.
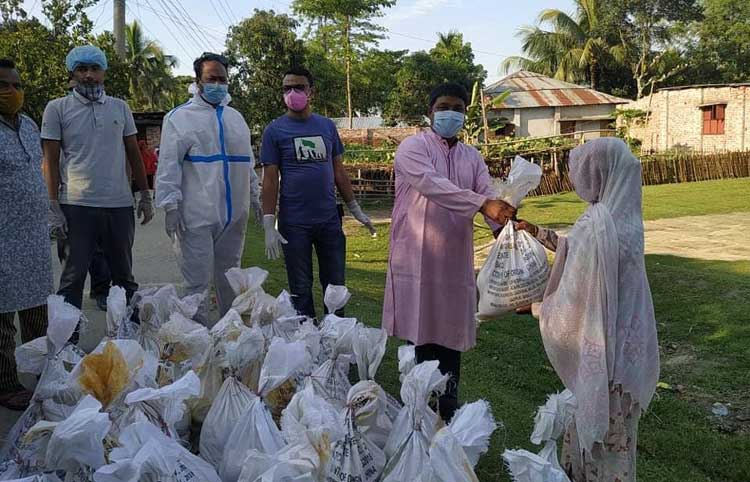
[48,200,68,240]
[164,205,185,239]
[263,214,287,260]
[136,190,155,225]
[346,199,376,235]
[250,192,263,225]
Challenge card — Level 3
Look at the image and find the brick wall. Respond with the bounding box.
[338,127,422,146]
[622,85,750,152]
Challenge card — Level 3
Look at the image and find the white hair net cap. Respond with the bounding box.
[66,45,108,72]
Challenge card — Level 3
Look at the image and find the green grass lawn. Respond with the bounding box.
[242,178,750,481]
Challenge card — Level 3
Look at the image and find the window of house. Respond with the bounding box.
[560,120,576,136]
[702,104,725,135]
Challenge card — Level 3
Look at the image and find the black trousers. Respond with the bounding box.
[415,343,462,422]
[57,205,138,309]
[0,305,47,391]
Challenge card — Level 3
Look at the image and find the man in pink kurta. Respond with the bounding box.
[382,83,515,420]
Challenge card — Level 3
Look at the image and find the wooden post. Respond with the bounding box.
[481,93,490,157]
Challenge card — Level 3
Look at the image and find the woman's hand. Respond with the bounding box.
[515,219,539,237]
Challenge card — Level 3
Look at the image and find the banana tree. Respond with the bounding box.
[463,81,511,145]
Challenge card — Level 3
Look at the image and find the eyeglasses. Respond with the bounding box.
[283,84,309,93]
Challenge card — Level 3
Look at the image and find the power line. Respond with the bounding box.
[217,0,238,25]
[208,0,231,28]
[92,0,111,29]
[130,0,226,40]
[153,0,209,51]
[163,0,215,46]
[137,1,194,60]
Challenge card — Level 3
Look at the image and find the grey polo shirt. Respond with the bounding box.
[41,90,138,208]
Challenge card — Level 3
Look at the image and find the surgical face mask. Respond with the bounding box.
[201,82,228,104]
[0,89,23,116]
[75,82,104,101]
[284,89,309,112]
[431,110,465,139]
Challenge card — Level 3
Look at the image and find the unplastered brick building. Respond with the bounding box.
[623,83,750,153]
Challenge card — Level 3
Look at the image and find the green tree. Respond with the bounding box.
[351,49,405,115]
[0,18,71,122]
[430,31,487,89]
[383,52,440,124]
[384,33,488,124]
[224,9,306,133]
[123,21,178,110]
[690,0,750,83]
[292,0,395,127]
[607,0,702,98]
[502,0,619,90]
[93,31,131,101]
[304,35,347,117]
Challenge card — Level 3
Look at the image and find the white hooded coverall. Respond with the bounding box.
[156,92,259,323]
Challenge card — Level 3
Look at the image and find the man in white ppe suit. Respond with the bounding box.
[156,52,261,323]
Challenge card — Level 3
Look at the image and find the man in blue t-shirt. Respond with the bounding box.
[261,66,374,318]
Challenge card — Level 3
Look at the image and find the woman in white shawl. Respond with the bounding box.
[518,137,660,481]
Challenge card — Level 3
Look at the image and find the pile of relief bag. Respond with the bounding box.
[0,266,499,482]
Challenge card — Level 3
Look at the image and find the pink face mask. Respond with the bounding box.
[284,89,309,112]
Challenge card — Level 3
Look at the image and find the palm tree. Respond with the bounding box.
[501,0,616,90]
[124,21,178,110]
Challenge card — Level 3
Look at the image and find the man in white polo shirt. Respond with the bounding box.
[41,45,154,312]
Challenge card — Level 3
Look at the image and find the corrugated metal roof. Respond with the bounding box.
[485,70,631,109]
[331,116,384,129]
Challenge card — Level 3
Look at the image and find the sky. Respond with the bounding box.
[22,0,577,84]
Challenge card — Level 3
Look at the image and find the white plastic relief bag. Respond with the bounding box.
[477,156,549,318]
[323,285,351,316]
[93,422,181,482]
[351,324,387,382]
[200,329,266,467]
[219,339,312,482]
[312,315,357,407]
[226,267,269,314]
[325,384,386,482]
[382,361,449,482]
[348,380,393,450]
[105,286,129,339]
[425,400,497,482]
[158,312,211,371]
[15,337,83,376]
[36,395,112,473]
[502,449,570,482]
[122,370,200,438]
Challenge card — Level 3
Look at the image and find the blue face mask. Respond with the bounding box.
[201,82,228,104]
[431,110,465,139]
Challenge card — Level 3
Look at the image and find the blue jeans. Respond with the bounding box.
[279,214,346,319]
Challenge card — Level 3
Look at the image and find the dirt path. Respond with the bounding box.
[472,212,750,266]
[345,211,750,265]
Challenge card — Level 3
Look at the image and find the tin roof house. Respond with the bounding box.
[484,70,630,140]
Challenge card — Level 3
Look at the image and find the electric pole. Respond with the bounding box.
[114,0,126,58]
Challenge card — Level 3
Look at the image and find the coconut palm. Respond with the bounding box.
[501,0,616,89]
[124,20,178,110]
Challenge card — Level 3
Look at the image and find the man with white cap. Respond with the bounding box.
[42,45,154,313]
[156,52,261,324]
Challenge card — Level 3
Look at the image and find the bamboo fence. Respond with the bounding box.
[344,150,750,202]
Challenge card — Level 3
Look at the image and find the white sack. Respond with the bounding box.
[15,337,83,376]
[105,287,128,339]
[351,324,387,381]
[502,449,570,482]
